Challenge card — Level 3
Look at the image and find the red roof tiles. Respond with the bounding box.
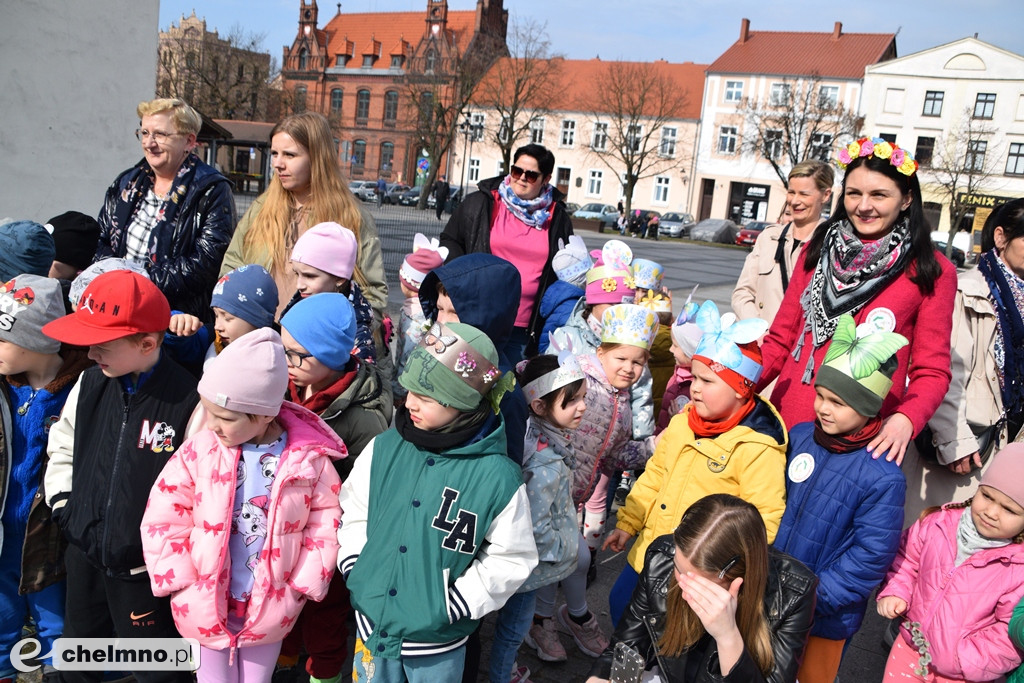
[322,10,477,65]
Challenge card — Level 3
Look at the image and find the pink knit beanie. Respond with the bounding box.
[400,250,445,293]
[291,222,358,279]
[198,328,288,416]
[980,443,1024,509]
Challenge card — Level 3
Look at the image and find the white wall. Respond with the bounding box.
[0,0,159,221]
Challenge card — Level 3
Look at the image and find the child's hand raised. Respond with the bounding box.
[876,595,908,619]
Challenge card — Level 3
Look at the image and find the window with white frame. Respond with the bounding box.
[530,117,545,144]
[654,176,670,203]
[660,127,677,157]
[592,122,608,150]
[770,83,791,106]
[974,93,996,120]
[922,91,944,117]
[764,129,783,159]
[627,124,642,152]
[469,158,480,182]
[587,169,603,196]
[718,126,737,154]
[496,160,505,176]
[809,133,832,161]
[819,85,839,108]
[561,120,576,147]
[470,113,485,141]
[724,80,743,102]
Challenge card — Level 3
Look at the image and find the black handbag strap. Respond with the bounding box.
[774,223,792,293]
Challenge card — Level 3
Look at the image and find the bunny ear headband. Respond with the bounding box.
[520,331,586,403]
[411,232,449,261]
[693,300,768,384]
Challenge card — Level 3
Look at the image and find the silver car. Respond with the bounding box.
[348,181,378,202]
[658,212,696,238]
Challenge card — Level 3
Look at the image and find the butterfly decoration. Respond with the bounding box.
[412,232,449,261]
[694,300,769,371]
[423,322,458,355]
[674,285,700,326]
[823,314,908,379]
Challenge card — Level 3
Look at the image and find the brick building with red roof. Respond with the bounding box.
[280,0,507,185]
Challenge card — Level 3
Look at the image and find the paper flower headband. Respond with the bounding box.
[521,332,586,403]
[835,137,918,177]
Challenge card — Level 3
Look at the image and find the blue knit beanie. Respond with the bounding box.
[210,265,278,329]
[0,221,56,282]
[279,293,356,371]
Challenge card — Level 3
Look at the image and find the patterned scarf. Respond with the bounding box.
[955,506,1010,566]
[978,249,1024,416]
[793,218,912,383]
[497,176,554,229]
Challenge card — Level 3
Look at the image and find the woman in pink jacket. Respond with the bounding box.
[142,329,344,682]
[877,444,1024,681]
[758,139,957,465]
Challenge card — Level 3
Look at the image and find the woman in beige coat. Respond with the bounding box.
[731,160,834,324]
[915,198,1024,518]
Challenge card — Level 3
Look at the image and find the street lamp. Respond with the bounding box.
[458,113,484,197]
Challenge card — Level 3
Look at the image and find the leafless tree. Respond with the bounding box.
[736,74,862,187]
[926,108,1000,257]
[473,19,564,174]
[579,61,692,215]
[157,23,277,120]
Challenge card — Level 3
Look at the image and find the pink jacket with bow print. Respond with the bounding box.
[141,402,345,651]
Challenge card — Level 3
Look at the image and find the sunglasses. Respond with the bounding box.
[510,165,542,183]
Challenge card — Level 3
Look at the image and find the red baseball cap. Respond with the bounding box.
[42,270,170,345]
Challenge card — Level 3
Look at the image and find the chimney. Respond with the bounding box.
[739,18,750,44]
[832,21,842,41]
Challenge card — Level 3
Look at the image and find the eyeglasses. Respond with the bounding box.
[135,128,182,144]
[284,349,314,368]
[510,165,542,184]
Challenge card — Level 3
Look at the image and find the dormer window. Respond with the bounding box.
[391,55,404,68]
[336,54,348,67]
[362,54,374,68]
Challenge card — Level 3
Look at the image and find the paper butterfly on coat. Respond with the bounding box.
[411,232,449,260]
[674,285,700,326]
[694,300,768,383]
[823,314,908,380]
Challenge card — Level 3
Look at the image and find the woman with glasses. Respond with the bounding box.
[587,494,816,683]
[96,98,235,321]
[440,142,574,362]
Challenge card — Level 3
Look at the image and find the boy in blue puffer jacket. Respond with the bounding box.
[537,236,590,354]
[773,313,908,683]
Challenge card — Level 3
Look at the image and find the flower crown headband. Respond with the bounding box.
[835,137,918,177]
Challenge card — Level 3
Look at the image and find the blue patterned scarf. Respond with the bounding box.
[978,249,1024,416]
[497,176,554,229]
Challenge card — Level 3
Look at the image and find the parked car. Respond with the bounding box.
[659,212,696,238]
[573,203,618,221]
[349,181,378,202]
[933,239,966,267]
[382,182,411,204]
[427,185,462,211]
[564,202,581,215]
[690,218,741,244]
[398,186,423,206]
[735,221,773,248]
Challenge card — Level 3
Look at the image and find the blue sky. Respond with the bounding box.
[159,0,1024,66]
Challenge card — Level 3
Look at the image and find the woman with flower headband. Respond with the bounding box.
[758,138,957,466]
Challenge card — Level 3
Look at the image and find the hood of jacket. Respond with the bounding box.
[419,253,521,348]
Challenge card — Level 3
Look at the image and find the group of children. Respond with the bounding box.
[2,215,1024,683]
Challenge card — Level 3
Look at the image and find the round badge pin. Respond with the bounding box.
[864,307,897,334]
[788,452,815,483]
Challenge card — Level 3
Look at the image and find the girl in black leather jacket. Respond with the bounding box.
[588,494,817,683]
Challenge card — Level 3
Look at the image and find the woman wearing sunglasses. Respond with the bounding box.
[440,143,574,362]
[587,494,816,683]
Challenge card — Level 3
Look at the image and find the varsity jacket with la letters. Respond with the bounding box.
[338,418,538,659]
[45,356,199,577]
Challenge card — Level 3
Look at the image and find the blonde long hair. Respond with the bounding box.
[658,494,775,676]
[243,112,367,289]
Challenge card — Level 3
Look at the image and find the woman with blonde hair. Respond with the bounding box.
[96,97,235,321]
[587,494,816,683]
[221,111,387,318]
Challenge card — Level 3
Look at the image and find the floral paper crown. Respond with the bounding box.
[601,304,659,350]
[835,137,918,177]
[520,332,586,403]
[693,301,768,385]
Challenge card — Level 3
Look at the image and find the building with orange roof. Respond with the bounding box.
[692,19,896,224]
[464,57,706,214]
[280,0,507,186]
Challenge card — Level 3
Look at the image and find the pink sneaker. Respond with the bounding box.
[556,604,610,657]
[523,617,567,662]
[510,663,532,683]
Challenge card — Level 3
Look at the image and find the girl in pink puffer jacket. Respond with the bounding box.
[877,443,1024,682]
[142,330,344,682]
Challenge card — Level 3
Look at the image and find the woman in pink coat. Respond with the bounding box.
[142,329,344,682]
[877,444,1024,681]
[758,138,956,465]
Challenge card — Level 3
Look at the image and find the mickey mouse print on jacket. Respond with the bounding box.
[141,402,344,651]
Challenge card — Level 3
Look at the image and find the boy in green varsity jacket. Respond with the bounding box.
[338,321,538,682]
[43,270,198,683]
